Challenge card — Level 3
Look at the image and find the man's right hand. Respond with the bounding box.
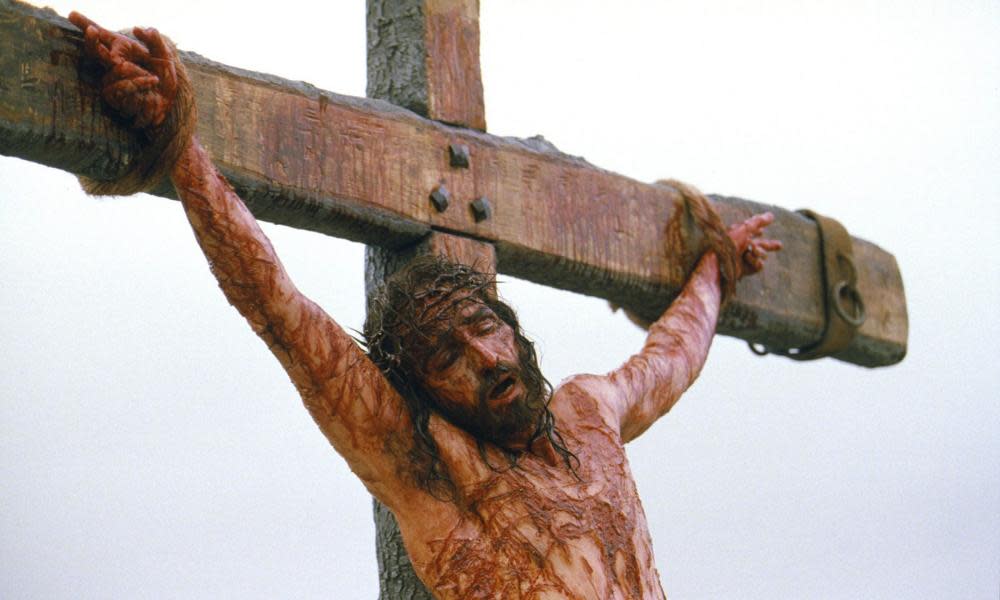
[69,12,179,130]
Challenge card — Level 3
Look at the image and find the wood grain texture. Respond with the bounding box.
[0,0,907,366]
[423,0,485,130]
[367,0,485,130]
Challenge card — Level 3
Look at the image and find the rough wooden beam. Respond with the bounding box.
[367,0,486,130]
[0,0,907,366]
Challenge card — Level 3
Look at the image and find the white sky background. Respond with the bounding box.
[1,0,998,598]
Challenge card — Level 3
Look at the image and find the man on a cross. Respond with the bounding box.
[70,14,781,598]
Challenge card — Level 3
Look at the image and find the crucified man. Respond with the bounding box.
[69,13,782,599]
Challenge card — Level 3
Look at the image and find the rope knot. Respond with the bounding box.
[659,179,740,304]
[78,34,197,196]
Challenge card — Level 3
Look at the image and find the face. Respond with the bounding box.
[415,297,543,447]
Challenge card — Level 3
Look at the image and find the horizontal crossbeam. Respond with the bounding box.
[0,0,907,366]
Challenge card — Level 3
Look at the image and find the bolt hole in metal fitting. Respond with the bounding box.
[429,184,450,212]
[470,196,492,222]
[449,143,470,168]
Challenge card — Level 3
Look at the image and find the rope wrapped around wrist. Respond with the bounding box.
[658,179,740,305]
[78,35,197,196]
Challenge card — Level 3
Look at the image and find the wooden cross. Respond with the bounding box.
[0,0,908,368]
[0,0,909,597]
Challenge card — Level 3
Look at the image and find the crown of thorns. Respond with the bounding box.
[364,256,496,375]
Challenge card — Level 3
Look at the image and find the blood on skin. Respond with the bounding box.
[71,15,780,598]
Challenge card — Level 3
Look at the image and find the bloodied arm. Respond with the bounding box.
[69,14,416,504]
[168,142,419,493]
[600,213,782,443]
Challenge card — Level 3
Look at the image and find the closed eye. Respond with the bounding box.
[426,346,460,372]
[473,317,498,335]
[461,307,500,336]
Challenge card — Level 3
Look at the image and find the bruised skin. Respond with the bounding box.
[410,401,663,598]
[172,138,435,505]
[401,247,783,599]
[172,133,670,598]
[72,15,780,599]
[69,13,177,129]
[604,217,781,444]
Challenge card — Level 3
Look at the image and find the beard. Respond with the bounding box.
[442,351,548,446]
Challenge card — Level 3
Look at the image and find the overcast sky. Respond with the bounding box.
[2,1,998,598]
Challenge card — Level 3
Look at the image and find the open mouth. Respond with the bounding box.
[488,374,518,404]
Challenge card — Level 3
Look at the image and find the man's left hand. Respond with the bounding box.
[728,212,783,279]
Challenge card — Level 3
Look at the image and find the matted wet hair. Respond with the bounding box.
[363,254,578,500]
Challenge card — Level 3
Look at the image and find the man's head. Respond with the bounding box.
[364,255,574,497]
[364,255,548,446]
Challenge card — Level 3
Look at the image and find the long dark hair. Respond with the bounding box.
[363,255,578,500]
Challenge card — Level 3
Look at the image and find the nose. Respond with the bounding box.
[467,338,500,370]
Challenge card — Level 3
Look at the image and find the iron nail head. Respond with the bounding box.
[471,196,492,222]
[429,184,450,212]
[449,143,470,168]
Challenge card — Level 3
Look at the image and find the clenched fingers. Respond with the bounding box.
[135,27,178,102]
[68,11,100,36]
[72,12,153,68]
[103,75,160,105]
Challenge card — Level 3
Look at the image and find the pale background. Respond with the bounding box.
[2,1,998,598]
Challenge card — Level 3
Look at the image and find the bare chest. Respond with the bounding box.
[406,423,665,599]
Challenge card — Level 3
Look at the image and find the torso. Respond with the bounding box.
[395,379,666,600]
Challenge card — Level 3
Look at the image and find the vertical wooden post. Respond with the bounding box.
[366,0,489,596]
[367,0,486,130]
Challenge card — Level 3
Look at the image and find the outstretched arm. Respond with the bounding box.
[603,213,781,443]
[69,14,415,503]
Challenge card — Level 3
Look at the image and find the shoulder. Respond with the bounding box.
[550,373,621,434]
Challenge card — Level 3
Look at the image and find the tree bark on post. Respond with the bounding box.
[366,1,488,597]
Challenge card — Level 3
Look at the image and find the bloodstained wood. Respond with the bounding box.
[0,0,908,366]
